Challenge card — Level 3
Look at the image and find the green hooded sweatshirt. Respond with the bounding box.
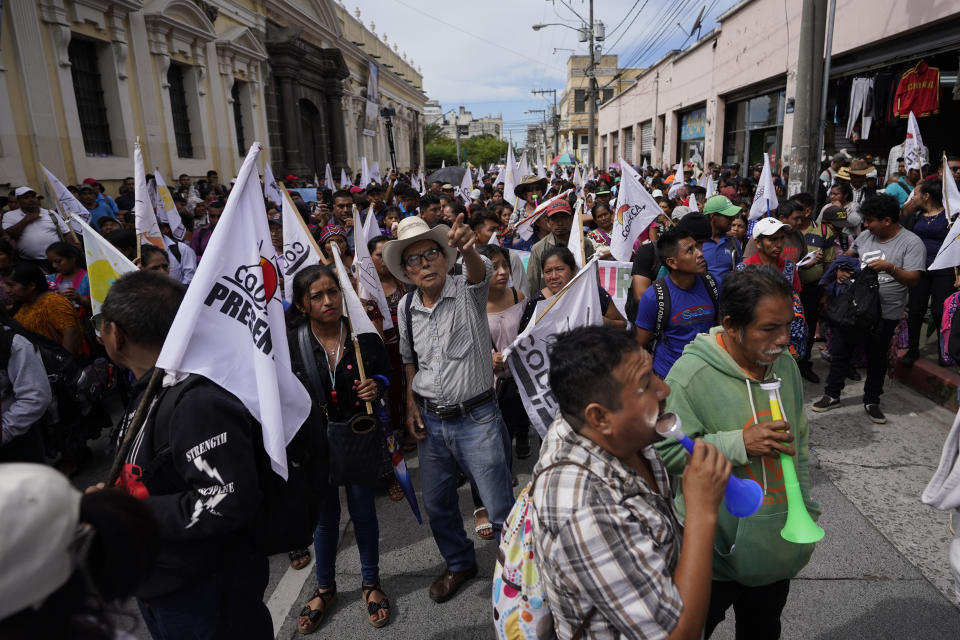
[654,326,821,587]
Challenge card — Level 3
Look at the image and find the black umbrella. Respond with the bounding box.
[425,166,467,186]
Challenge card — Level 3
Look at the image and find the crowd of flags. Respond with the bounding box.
[29,109,960,519]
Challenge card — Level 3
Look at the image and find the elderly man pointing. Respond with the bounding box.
[387,214,514,604]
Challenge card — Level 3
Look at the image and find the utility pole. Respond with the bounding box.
[789,0,827,197]
[587,0,596,170]
[532,88,560,156]
[454,108,462,165]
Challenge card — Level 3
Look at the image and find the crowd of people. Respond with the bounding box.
[0,147,958,640]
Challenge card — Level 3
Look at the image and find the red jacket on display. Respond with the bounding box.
[894,60,940,118]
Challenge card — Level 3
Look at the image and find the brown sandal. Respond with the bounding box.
[297,587,336,635]
[361,582,390,628]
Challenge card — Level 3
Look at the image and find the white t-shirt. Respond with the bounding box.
[2,208,70,260]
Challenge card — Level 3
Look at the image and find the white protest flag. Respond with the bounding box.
[314,173,320,188]
[503,144,519,206]
[456,166,472,205]
[641,157,648,171]
[505,258,602,436]
[515,189,572,241]
[568,198,585,268]
[749,152,779,220]
[704,176,716,200]
[361,157,371,187]
[157,142,311,479]
[572,165,582,194]
[153,170,186,240]
[441,159,446,168]
[904,111,923,172]
[340,168,350,189]
[330,242,380,338]
[71,214,137,316]
[519,149,530,178]
[536,152,547,179]
[610,160,660,261]
[419,172,427,195]
[41,164,88,234]
[489,163,495,173]
[489,231,501,246]
[324,163,334,190]
[262,162,284,206]
[270,163,328,301]
[493,164,505,187]
[134,142,164,248]
[362,205,381,243]
[371,161,381,184]
[351,206,394,330]
[929,154,960,270]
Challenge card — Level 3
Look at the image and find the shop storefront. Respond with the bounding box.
[823,17,960,183]
[722,88,785,169]
[678,106,706,166]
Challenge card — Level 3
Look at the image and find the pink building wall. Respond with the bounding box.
[599,0,960,169]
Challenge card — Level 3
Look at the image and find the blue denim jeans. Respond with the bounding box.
[417,397,514,572]
[314,482,380,588]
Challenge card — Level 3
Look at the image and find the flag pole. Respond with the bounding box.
[280,181,329,264]
[42,175,81,245]
[944,153,952,221]
[333,244,374,415]
[136,233,142,264]
[574,197,586,267]
[534,259,595,324]
[107,367,164,485]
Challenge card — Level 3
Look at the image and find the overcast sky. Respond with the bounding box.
[348,0,739,147]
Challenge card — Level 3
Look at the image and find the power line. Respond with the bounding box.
[606,0,652,50]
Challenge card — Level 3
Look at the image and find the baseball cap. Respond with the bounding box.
[284,174,299,183]
[470,189,481,200]
[821,205,850,227]
[14,186,38,197]
[676,211,711,241]
[0,463,82,621]
[751,217,790,240]
[81,177,98,185]
[703,195,741,217]
[441,183,454,190]
[544,198,572,217]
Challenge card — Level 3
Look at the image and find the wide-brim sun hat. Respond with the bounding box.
[382,217,456,284]
[514,175,548,199]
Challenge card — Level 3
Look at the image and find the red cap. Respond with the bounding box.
[82,178,98,185]
[349,186,363,194]
[284,174,299,183]
[545,198,572,217]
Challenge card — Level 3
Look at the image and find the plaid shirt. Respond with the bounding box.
[530,415,683,639]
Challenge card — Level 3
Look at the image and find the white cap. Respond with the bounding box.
[0,464,81,621]
[470,188,482,200]
[14,186,37,197]
[751,217,791,240]
[651,189,664,198]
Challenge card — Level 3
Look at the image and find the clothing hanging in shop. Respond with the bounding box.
[886,140,930,183]
[845,77,875,140]
[894,59,941,118]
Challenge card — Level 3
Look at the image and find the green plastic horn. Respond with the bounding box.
[759,380,825,544]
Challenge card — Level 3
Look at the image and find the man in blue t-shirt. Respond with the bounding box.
[700,195,742,285]
[634,228,718,377]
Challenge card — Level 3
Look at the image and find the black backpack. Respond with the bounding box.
[823,268,881,332]
[649,272,720,348]
[0,324,108,418]
[152,374,327,555]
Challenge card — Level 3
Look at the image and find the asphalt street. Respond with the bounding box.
[76,358,960,639]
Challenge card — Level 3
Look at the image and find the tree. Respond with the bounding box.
[425,137,457,169]
[463,135,508,168]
